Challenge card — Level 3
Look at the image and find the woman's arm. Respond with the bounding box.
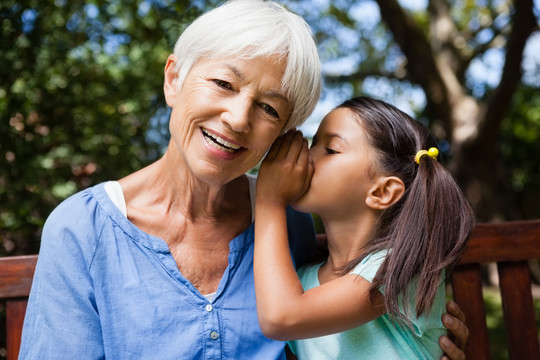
[254,131,384,340]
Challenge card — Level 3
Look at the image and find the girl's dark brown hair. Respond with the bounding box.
[339,96,474,326]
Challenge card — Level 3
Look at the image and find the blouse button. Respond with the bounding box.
[210,331,219,340]
[205,304,213,312]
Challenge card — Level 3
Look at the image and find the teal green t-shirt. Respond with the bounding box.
[288,251,446,359]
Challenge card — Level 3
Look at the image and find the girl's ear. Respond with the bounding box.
[365,176,405,210]
[164,54,179,107]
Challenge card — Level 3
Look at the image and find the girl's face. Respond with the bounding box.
[164,54,292,186]
[293,107,378,220]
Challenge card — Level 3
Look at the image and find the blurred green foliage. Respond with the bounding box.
[483,287,540,360]
[0,0,221,255]
[500,86,540,218]
[1,0,540,251]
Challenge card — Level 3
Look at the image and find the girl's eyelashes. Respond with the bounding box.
[325,147,338,155]
[309,136,339,154]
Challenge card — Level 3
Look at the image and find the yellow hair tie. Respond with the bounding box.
[415,147,439,164]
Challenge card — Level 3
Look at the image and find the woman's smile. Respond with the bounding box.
[201,127,246,158]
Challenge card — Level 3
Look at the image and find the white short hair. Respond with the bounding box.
[172,0,321,130]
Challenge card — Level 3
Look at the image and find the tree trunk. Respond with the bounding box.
[375,0,537,221]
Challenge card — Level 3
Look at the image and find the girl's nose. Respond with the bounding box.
[308,145,319,162]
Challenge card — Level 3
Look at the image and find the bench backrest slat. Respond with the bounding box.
[452,219,540,360]
[0,255,37,360]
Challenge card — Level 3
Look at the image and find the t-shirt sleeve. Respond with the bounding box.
[350,250,387,286]
[350,250,445,336]
[287,341,298,356]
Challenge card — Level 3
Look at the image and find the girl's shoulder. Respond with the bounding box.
[349,250,389,283]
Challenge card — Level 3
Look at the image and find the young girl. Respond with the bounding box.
[254,96,474,359]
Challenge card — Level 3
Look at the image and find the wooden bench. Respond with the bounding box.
[1,220,540,359]
[0,255,37,360]
[451,219,540,359]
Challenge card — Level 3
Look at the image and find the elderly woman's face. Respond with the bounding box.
[164,54,292,185]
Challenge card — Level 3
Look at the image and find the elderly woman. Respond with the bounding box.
[19,1,468,359]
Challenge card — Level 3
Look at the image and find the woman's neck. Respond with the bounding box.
[120,148,250,223]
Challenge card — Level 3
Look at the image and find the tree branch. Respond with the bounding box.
[428,0,462,64]
[480,0,537,146]
[324,68,406,85]
[375,0,451,124]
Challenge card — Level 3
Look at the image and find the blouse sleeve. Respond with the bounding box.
[19,191,105,359]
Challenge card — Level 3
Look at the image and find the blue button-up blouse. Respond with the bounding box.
[19,182,315,359]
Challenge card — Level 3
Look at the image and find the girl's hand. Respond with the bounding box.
[257,130,313,207]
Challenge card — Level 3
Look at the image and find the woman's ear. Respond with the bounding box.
[164,54,179,107]
[365,176,405,210]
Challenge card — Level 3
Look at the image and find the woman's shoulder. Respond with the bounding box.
[46,183,110,223]
[41,183,116,257]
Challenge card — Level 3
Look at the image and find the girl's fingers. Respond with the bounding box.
[297,138,309,164]
[286,131,305,163]
[258,131,311,204]
[278,130,300,160]
[269,130,303,163]
[265,132,286,162]
[300,140,314,194]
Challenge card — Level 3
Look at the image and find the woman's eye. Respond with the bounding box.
[325,147,338,155]
[261,103,280,119]
[213,79,233,90]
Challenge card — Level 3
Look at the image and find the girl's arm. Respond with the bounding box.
[254,131,384,341]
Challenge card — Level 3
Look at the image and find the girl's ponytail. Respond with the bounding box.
[382,149,473,322]
[337,97,474,327]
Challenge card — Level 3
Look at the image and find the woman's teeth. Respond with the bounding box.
[202,129,241,153]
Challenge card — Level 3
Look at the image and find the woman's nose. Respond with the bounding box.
[221,96,251,133]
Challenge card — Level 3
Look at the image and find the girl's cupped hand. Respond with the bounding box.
[256,130,313,208]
